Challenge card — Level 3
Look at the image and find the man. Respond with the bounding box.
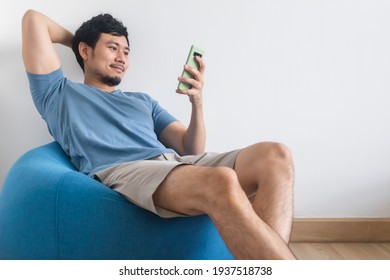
[22,9,296,259]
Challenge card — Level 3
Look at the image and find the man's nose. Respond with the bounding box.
[116,51,126,64]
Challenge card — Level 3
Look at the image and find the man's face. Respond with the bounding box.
[84,33,130,87]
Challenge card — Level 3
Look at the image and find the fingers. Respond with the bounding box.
[189,55,205,80]
[196,55,206,74]
[177,75,202,92]
[177,56,205,93]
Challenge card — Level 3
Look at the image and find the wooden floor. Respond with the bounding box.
[290,243,390,260]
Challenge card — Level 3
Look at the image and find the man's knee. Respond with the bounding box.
[207,166,239,193]
[267,142,293,165]
[202,166,247,212]
[252,142,294,171]
[242,142,294,194]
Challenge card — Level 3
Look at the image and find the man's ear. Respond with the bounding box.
[78,42,90,61]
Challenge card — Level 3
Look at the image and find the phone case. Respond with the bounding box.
[178,45,205,91]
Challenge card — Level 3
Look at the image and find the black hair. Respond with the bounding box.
[72,14,129,71]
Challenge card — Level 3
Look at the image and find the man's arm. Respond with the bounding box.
[159,56,206,155]
[22,9,73,74]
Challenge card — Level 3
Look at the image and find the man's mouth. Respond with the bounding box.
[110,64,125,73]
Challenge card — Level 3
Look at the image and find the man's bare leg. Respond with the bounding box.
[234,142,295,243]
[153,163,295,259]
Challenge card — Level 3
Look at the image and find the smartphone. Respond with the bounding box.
[178,45,205,91]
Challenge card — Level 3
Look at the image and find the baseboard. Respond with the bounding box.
[290,218,390,242]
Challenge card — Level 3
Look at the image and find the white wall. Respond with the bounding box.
[1,0,390,218]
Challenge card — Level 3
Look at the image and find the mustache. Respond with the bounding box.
[110,63,125,72]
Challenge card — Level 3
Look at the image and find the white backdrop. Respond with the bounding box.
[1,0,390,217]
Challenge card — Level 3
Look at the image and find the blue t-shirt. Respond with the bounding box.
[27,68,177,175]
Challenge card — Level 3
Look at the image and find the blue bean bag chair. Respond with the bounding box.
[0,142,233,260]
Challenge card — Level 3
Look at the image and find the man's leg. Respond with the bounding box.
[234,142,295,243]
[153,161,295,259]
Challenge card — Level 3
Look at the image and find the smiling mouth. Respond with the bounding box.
[110,64,125,72]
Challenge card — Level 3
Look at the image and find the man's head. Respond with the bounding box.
[72,14,129,88]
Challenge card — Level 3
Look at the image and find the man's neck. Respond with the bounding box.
[84,77,116,93]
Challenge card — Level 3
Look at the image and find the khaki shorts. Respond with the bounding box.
[95,150,240,218]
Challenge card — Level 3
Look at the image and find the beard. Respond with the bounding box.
[100,75,122,87]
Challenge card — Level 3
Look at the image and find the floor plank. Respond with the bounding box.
[290,243,390,260]
[330,243,390,260]
[380,243,390,253]
[290,243,344,260]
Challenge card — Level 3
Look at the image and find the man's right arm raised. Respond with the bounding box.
[22,10,73,74]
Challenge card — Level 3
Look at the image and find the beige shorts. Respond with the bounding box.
[95,150,240,218]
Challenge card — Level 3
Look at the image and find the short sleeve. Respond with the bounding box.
[150,98,178,136]
[26,68,64,118]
